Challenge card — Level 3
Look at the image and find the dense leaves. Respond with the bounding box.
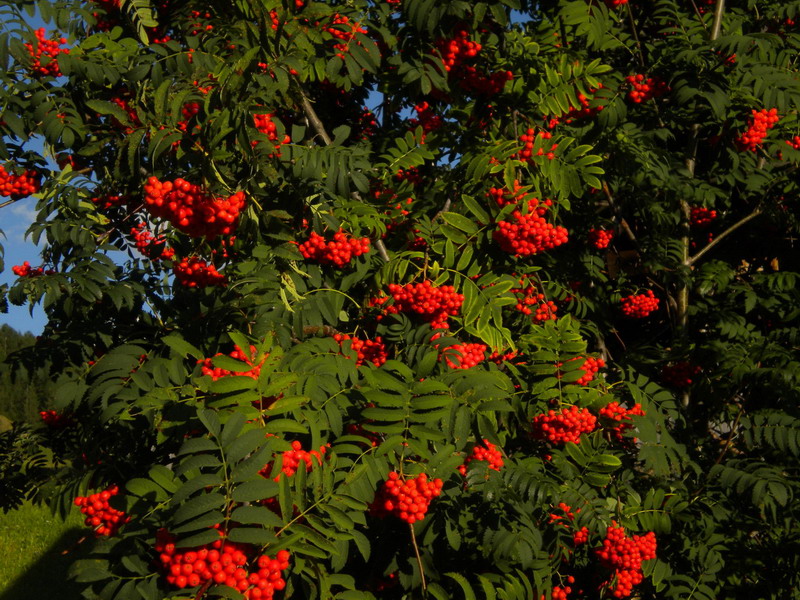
[1,0,800,599]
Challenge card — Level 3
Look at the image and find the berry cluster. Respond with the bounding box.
[297,230,371,267]
[626,74,670,103]
[188,9,214,36]
[661,361,702,388]
[370,471,443,524]
[435,26,513,96]
[493,201,569,257]
[488,349,523,364]
[558,356,605,386]
[130,223,175,260]
[594,523,657,599]
[173,257,226,287]
[735,108,780,152]
[12,261,52,277]
[598,402,645,442]
[548,502,589,546]
[332,333,388,367]
[488,180,527,208]
[88,0,121,31]
[510,278,558,322]
[436,26,481,72]
[459,66,514,96]
[532,406,597,445]
[441,342,487,369]
[155,529,290,598]
[143,177,246,239]
[253,113,291,155]
[588,228,614,249]
[516,127,558,161]
[109,95,141,134]
[544,85,605,127]
[458,439,504,475]
[385,281,464,329]
[409,101,443,134]
[540,581,575,600]
[690,207,717,227]
[604,0,629,6]
[260,441,328,480]
[786,135,800,151]
[25,28,69,78]
[0,164,41,200]
[620,290,659,318]
[322,14,368,58]
[39,409,72,428]
[74,485,130,537]
[91,193,127,210]
[199,345,264,380]
[354,108,379,140]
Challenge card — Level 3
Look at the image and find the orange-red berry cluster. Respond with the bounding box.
[155,529,290,598]
[786,135,800,150]
[588,228,614,249]
[558,356,605,386]
[0,165,41,200]
[12,261,52,277]
[74,485,130,537]
[260,441,328,480]
[199,345,264,380]
[735,108,780,152]
[435,26,513,96]
[510,278,558,322]
[488,180,526,208]
[532,406,597,445]
[297,230,371,267]
[540,581,574,600]
[626,74,670,103]
[39,409,72,428]
[620,290,659,318]
[188,10,214,36]
[109,95,141,134]
[661,361,701,388]
[143,177,246,239]
[548,502,589,546]
[598,402,645,442]
[332,333,388,367]
[458,439,504,475]
[690,207,717,227]
[604,0,629,6]
[436,26,481,72]
[92,193,127,210]
[253,113,291,155]
[385,281,464,329]
[25,28,69,78]
[130,223,175,260]
[88,0,121,31]
[494,199,569,256]
[409,101,443,134]
[442,342,487,369]
[594,523,657,599]
[370,471,443,524]
[174,257,226,287]
[516,127,558,161]
[322,14,367,58]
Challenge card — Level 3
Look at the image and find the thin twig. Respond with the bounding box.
[710,0,726,42]
[409,522,427,593]
[688,208,762,266]
[625,3,646,68]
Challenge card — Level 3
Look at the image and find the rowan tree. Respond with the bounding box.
[1,0,800,599]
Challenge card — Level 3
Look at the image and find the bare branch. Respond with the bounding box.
[688,208,762,267]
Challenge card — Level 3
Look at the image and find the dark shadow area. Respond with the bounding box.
[0,527,87,600]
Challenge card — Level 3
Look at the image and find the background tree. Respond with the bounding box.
[1,0,800,599]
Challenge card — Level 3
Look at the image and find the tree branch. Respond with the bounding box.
[409,522,427,593]
[687,208,762,266]
[601,182,638,246]
[298,85,390,263]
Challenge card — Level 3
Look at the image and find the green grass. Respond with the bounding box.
[0,501,88,599]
